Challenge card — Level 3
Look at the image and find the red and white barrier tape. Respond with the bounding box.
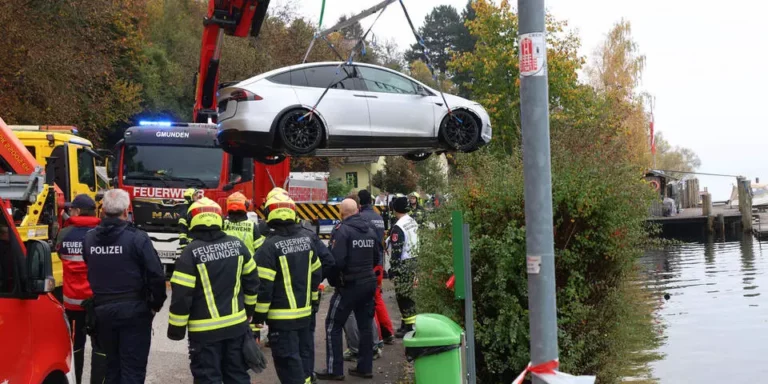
[512,360,595,384]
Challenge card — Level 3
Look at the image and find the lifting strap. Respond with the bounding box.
[300,2,391,122]
[398,0,457,121]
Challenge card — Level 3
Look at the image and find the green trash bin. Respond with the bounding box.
[403,314,464,384]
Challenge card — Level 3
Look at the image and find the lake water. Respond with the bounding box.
[640,235,768,383]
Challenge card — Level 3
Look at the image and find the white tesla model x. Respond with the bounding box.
[217,62,492,162]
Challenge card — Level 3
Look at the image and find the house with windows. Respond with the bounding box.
[329,156,385,196]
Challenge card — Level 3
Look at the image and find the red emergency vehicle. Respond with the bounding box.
[0,197,75,382]
[108,122,289,268]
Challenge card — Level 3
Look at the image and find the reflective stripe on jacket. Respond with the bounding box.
[55,216,101,311]
[168,231,260,342]
[253,223,325,330]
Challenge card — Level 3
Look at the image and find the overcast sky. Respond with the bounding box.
[287,0,767,200]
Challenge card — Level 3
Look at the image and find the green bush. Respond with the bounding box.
[415,150,661,383]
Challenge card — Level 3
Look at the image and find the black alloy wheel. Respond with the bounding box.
[278,110,324,155]
[440,110,480,152]
[403,152,432,162]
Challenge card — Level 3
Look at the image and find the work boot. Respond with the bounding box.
[315,370,345,381]
[395,324,413,339]
[348,368,373,379]
[343,349,357,362]
[383,335,395,345]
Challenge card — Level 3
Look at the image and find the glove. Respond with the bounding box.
[243,327,268,373]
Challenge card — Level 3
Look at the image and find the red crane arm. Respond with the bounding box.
[194,0,270,123]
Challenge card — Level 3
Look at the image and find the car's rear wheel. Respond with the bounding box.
[255,153,287,165]
[403,152,432,162]
[439,110,480,152]
[277,109,324,155]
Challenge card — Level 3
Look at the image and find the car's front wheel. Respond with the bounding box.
[439,110,480,152]
[277,109,324,155]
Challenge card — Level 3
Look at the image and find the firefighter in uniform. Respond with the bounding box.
[223,191,267,342]
[167,197,260,382]
[254,190,332,384]
[316,199,381,381]
[389,196,419,338]
[83,189,167,383]
[56,194,106,383]
[407,192,426,225]
[223,192,265,256]
[177,188,204,256]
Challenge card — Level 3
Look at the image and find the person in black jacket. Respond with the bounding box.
[167,197,260,383]
[316,199,381,381]
[254,190,333,384]
[83,189,167,384]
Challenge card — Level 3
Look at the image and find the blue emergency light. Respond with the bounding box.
[138,121,173,127]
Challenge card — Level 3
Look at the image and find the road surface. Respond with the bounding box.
[83,282,410,383]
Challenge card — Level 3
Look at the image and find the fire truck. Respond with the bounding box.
[107,121,288,267]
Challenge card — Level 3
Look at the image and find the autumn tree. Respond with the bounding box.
[653,132,702,175]
[0,0,147,145]
[414,155,447,195]
[404,5,469,74]
[371,157,418,194]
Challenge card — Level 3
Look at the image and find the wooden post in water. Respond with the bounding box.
[717,213,725,237]
[738,177,753,232]
[702,193,712,216]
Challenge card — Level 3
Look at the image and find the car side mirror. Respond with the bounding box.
[416,85,429,97]
[25,240,55,294]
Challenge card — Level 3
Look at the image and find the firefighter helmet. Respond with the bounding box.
[188,197,223,230]
[266,187,289,201]
[265,189,296,222]
[226,192,249,213]
[184,188,204,203]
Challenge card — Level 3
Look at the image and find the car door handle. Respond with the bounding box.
[354,94,378,99]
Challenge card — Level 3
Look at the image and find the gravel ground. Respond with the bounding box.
[83,281,409,383]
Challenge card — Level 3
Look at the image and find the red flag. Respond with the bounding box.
[649,117,656,155]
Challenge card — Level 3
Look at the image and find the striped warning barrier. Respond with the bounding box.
[255,204,383,221]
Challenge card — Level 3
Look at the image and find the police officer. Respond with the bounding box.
[316,198,381,381]
[357,190,394,343]
[56,194,106,383]
[83,189,167,383]
[389,196,419,338]
[407,192,426,224]
[177,188,204,256]
[254,190,333,384]
[167,197,260,382]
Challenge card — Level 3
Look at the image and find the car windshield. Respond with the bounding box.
[123,145,222,189]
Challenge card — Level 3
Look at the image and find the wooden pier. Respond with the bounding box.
[648,205,743,239]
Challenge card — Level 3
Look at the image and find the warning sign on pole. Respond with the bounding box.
[519,32,546,77]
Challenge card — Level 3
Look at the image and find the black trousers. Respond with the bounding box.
[325,281,377,376]
[189,333,250,384]
[66,309,107,384]
[94,301,153,384]
[393,262,417,327]
[269,326,314,384]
